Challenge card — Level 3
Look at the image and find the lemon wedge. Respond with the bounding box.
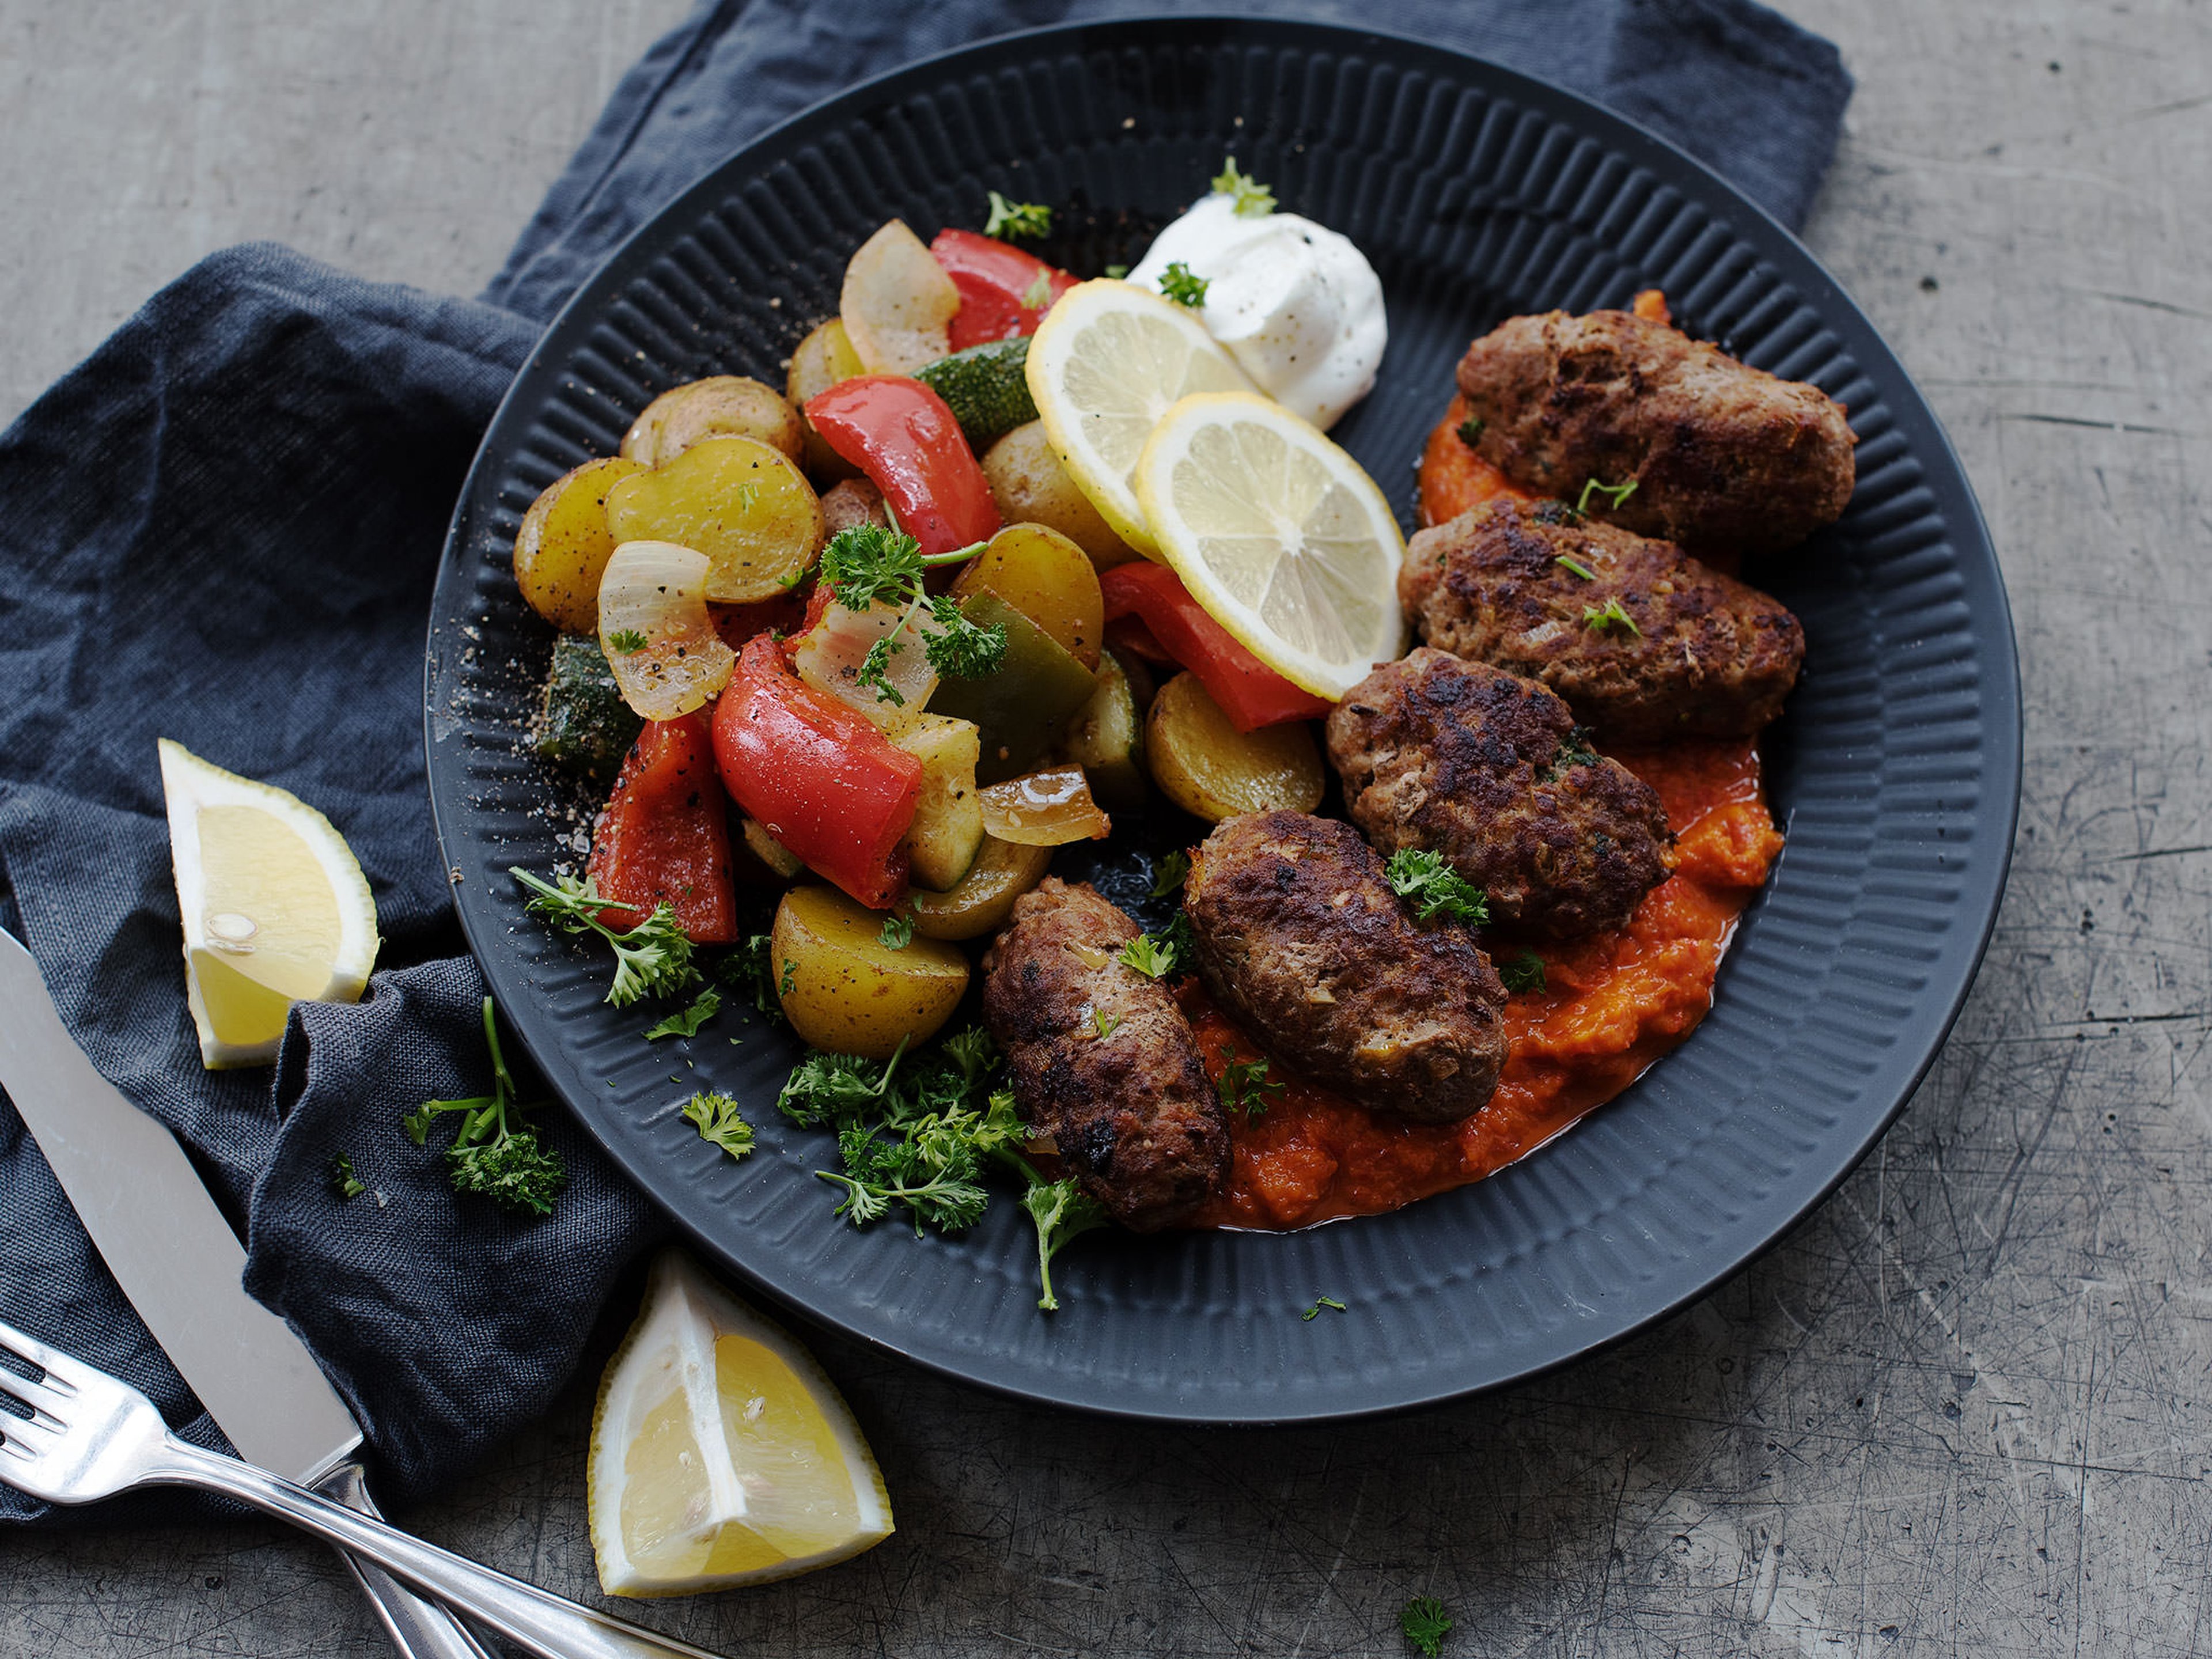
[157,740,379,1069]
[1024,278,1257,555]
[588,1249,893,1597]
[1134,391,1408,700]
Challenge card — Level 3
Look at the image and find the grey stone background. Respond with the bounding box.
[3,1,2209,1654]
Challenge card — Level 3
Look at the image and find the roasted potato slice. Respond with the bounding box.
[951,522,1104,670]
[620,376,805,469]
[604,436,824,603]
[982,422,1140,571]
[771,885,969,1058]
[1146,671,1324,822]
[512,456,647,633]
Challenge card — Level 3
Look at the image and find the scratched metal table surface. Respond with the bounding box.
[3,2,2207,1654]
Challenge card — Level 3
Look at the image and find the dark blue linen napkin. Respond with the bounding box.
[0,0,1849,1523]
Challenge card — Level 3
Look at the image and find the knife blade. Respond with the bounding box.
[0,927,490,1659]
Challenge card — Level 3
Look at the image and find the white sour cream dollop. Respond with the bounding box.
[1127,192,1386,431]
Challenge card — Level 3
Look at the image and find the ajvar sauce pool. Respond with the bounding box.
[1187,400,1785,1231]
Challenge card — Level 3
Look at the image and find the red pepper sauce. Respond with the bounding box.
[1185,404,1786,1230]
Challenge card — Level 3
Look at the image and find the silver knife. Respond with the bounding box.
[0,927,494,1659]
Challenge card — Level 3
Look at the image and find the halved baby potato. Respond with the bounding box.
[604,436,824,603]
[1146,671,1324,822]
[620,377,805,470]
[771,886,969,1059]
[980,422,1140,571]
[513,456,647,633]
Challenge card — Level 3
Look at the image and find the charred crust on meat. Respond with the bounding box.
[1325,649,1674,940]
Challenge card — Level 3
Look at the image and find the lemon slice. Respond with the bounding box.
[1134,391,1408,700]
[157,740,379,1069]
[588,1249,893,1597]
[1024,278,1257,555]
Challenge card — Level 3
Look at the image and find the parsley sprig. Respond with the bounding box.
[1456,416,1485,447]
[1159,262,1210,308]
[1383,849,1490,926]
[1211,156,1276,217]
[1218,1048,1284,1122]
[1539,726,1601,782]
[771,1032,1107,1309]
[1150,850,1191,897]
[404,997,567,1217]
[512,867,699,1007]
[1576,476,1638,516]
[1400,1596,1454,1656]
[645,987,721,1040]
[1582,596,1642,636]
[984,191,1052,239]
[682,1091,756,1162]
[328,1153,366,1201]
[718,933,789,1025]
[817,525,1007,706]
[1022,1172,1110,1313]
[1499,949,1548,994]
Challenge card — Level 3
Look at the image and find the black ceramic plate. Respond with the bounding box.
[426,17,2020,1422]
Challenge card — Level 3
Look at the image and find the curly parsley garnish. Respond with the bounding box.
[1023,1175,1110,1312]
[1118,933,1179,979]
[1539,725,1601,783]
[983,191,1052,240]
[1400,1596,1453,1656]
[605,628,647,655]
[878,912,915,951]
[1302,1296,1347,1321]
[819,525,1007,706]
[328,1153,366,1201]
[1498,950,1548,994]
[1582,596,1642,636]
[1158,262,1210,308]
[1218,1048,1284,1122]
[681,1090,756,1162]
[1456,416,1485,447]
[1211,156,1276,217]
[1150,850,1191,897]
[512,867,699,1007]
[1575,476,1638,516]
[404,997,567,1217]
[1383,849,1490,926]
[645,987,721,1040]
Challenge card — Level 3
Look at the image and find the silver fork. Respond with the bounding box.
[0,1317,728,1659]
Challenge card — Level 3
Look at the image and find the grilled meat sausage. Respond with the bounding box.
[1183,811,1508,1125]
[1326,649,1673,939]
[1455,308,1854,556]
[1400,498,1804,743]
[980,878,1228,1230]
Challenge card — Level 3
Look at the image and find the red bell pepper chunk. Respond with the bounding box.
[710,634,921,909]
[1099,562,1335,732]
[930,228,1079,349]
[586,711,738,945]
[804,376,1001,558]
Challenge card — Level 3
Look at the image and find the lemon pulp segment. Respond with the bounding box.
[1134,392,1406,700]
